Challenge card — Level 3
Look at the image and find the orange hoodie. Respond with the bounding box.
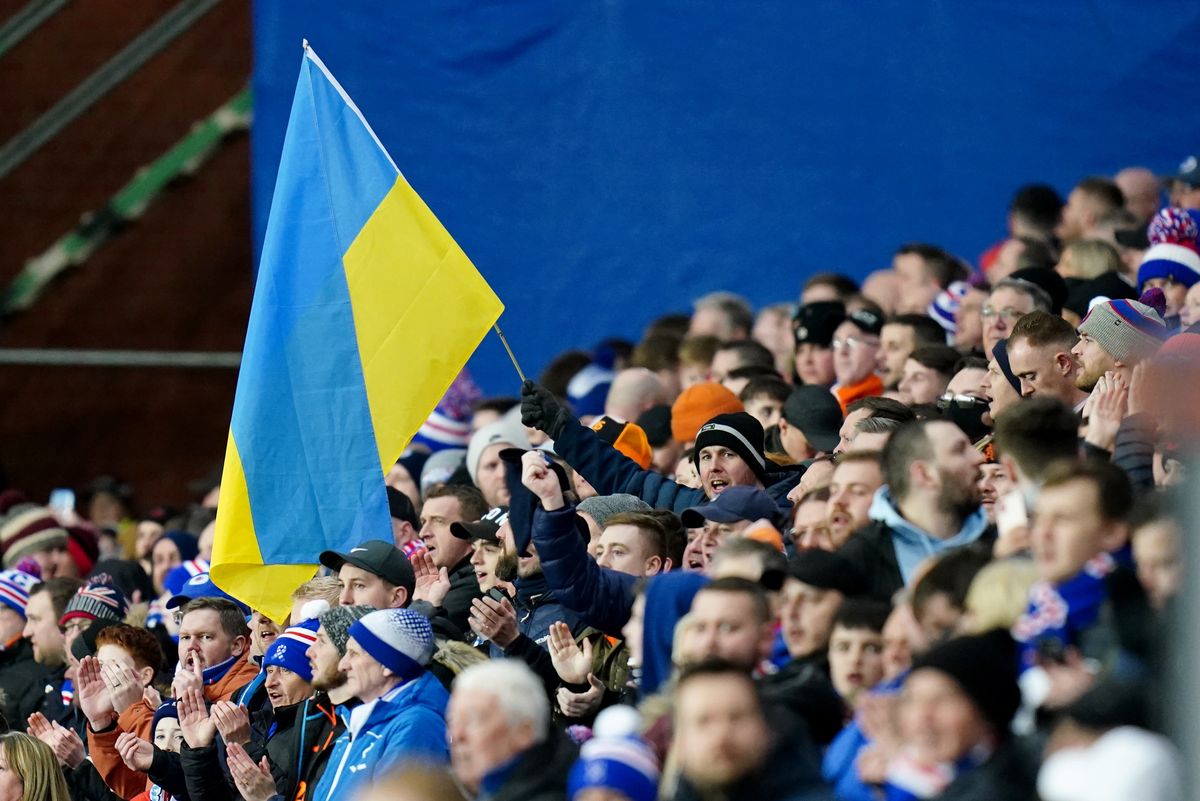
[89,653,261,799]
[834,373,884,414]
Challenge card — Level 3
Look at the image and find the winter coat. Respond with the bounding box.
[178,697,312,801]
[90,653,260,800]
[759,657,847,747]
[640,572,709,696]
[532,504,637,636]
[0,637,47,733]
[32,664,76,729]
[310,672,449,801]
[925,743,1036,801]
[552,418,801,515]
[439,557,483,639]
[838,491,995,601]
[478,730,578,801]
[669,709,832,801]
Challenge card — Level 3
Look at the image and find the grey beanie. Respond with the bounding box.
[420,448,467,494]
[577,494,652,528]
[317,604,375,655]
[1077,298,1167,365]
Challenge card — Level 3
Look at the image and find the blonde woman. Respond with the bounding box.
[960,557,1039,634]
[0,732,69,801]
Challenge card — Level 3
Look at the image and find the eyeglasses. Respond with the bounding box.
[831,336,878,351]
[980,306,1025,322]
[937,392,989,410]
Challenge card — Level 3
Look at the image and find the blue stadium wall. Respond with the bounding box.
[251,1,1200,395]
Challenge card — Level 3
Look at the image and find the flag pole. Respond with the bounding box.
[493,323,526,384]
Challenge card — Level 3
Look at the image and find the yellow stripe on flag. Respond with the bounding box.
[211,432,319,621]
[344,174,504,470]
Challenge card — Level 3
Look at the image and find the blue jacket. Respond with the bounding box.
[822,674,905,801]
[641,572,709,696]
[310,672,449,801]
[533,505,637,636]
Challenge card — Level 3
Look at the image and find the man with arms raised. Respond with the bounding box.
[522,378,791,512]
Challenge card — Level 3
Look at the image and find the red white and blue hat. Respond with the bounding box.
[0,568,37,616]
[262,618,320,682]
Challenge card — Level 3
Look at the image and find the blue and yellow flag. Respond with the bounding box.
[211,45,503,621]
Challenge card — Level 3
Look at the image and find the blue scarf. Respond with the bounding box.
[1012,549,1127,672]
[202,654,240,686]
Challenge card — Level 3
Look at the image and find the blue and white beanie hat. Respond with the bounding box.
[348,608,434,680]
[262,618,320,682]
[567,706,660,801]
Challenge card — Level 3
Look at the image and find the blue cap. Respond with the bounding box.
[679,485,778,528]
[165,572,251,615]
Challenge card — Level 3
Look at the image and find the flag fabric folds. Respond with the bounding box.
[211,44,503,621]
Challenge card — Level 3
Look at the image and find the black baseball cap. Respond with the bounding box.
[782,385,843,453]
[319,539,415,595]
[450,506,510,544]
[793,301,846,347]
[787,549,868,597]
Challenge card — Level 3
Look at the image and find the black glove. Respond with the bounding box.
[520,380,571,440]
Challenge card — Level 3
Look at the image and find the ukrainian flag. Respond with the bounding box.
[211,45,503,622]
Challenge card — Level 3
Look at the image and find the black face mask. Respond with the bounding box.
[938,394,992,443]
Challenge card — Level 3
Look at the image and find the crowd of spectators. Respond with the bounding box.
[1,158,1198,801]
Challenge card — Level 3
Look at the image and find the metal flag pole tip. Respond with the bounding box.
[493,323,526,384]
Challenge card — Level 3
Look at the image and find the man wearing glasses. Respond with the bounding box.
[831,307,886,413]
[981,277,1053,359]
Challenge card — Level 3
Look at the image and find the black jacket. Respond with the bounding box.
[32,663,79,731]
[670,709,831,801]
[933,742,1037,801]
[759,659,847,747]
[64,760,125,801]
[838,520,997,602]
[484,730,578,801]
[440,557,482,641]
[289,694,346,801]
[0,637,47,731]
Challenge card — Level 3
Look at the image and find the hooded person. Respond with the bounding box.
[639,572,710,697]
[837,418,992,602]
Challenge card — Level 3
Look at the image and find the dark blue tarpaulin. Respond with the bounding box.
[252,1,1200,395]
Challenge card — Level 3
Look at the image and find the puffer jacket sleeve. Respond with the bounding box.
[552,418,703,512]
[533,505,637,636]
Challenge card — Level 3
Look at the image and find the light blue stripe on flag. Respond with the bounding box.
[229,53,395,562]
